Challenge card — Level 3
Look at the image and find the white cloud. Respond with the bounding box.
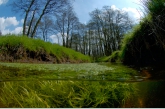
[11,27,23,34]
[125,0,142,7]
[122,7,143,22]
[0,0,8,5]
[110,5,143,23]
[5,17,19,26]
[0,17,21,35]
[132,0,141,5]
[1,27,23,35]
[0,17,19,29]
[50,33,63,45]
[111,5,119,10]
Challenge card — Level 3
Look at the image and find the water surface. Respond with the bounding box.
[0,63,165,107]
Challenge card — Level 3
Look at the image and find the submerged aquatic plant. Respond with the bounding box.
[0,62,137,81]
[0,80,137,108]
[0,62,138,107]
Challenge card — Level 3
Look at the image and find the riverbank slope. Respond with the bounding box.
[0,35,91,63]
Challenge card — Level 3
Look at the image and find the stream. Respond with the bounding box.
[0,64,165,107]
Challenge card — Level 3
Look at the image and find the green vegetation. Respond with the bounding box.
[96,51,121,63]
[111,0,165,66]
[96,56,111,62]
[0,62,137,81]
[109,51,121,63]
[120,19,152,65]
[0,80,137,108]
[0,62,138,108]
[0,35,91,63]
[1,0,164,108]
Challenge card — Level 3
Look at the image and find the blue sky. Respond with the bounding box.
[73,0,142,23]
[0,0,143,36]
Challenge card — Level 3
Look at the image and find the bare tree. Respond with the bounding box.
[38,16,54,41]
[54,4,79,47]
[10,0,37,35]
[11,0,69,38]
[89,6,133,56]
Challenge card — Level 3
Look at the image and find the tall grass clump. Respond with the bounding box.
[119,15,164,66]
[0,80,137,108]
[0,35,91,63]
[119,0,165,66]
[143,0,165,49]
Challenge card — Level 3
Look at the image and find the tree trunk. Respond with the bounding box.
[27,9,36,37]
[23,0,35,36]
[31,0,50,38]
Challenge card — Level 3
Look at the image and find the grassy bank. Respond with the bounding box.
[0,35,91,63]
[0,62,138,108]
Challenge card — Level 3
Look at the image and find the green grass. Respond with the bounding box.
[0,80,137,108]
[96,51,121,63]
[0,35,91,63]
[0,62,138,81]
[96,56,111,62]
[0,62,138,107]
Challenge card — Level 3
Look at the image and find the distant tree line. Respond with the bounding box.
[10,0,134,58]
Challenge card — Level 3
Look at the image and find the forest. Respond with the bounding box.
[8,0,134,60]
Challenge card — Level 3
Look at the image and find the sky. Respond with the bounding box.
[0,0,143,42]
[73,0,143,24]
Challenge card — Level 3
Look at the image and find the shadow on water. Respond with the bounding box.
[122,66,165,108]
[122,80,165,108]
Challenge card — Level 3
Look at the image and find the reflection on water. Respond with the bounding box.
[122,67,165,108]
[137,80,165,108]
[122,80,165,108]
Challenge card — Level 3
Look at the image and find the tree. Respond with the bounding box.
[88,6,133,56]
[10,0,37,36]
[53,4,79,47]
[38,16,54,41]
[11,0,69,38]
[0,30,2,36]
